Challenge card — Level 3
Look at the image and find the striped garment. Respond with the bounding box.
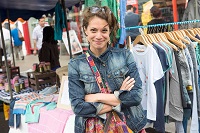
[13,92,41,114]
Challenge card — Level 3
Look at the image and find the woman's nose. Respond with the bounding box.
[95,32,102,38]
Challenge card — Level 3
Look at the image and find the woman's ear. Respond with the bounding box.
[83,26,88,36]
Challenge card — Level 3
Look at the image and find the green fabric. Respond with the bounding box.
[25,100,47,123]
[84,0,120,41]
[195,43,200,65]
[85,0,101,7]
[46,102,57,110]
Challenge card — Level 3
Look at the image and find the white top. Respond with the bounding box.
[3,27,11,40]
[131,44,164,121]
[32,25,44,50]
[0,27,11,47]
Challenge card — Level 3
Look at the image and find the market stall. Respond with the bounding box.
[0,1,80,132]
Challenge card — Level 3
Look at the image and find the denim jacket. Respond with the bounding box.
[68,46,147,133]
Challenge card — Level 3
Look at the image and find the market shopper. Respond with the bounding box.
[125,5,141,41]
[39,26,60,71]
[11,26,24,60]
[32,17,45,56]
[147,6,168,34]
[68,6,146,133]
[0,24,12,57]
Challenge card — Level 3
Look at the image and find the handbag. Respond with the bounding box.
[85,52,133,133]
[18,29,24,41]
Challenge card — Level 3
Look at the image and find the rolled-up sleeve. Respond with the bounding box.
[68,61,103,117]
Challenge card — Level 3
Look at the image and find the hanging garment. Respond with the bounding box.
[54,2,66,40]
[131,44,164,121]
[118,0,126,45]
[152,43,169,132]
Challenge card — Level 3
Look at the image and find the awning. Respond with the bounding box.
[0,0,81,21]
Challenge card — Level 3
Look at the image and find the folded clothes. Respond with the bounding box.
[39,85,57,95]
[46,102,57,110]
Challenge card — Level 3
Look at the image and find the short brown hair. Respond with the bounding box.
[82,6,119,44]
[150,6,161,18]
[126,5,133,11]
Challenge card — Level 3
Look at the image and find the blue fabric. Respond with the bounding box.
[11,28,22,46]
[68,46,147,133]
[0,0,80,21]
[118,0,126,44]
[152,44,168,133]
[9,98,21,128]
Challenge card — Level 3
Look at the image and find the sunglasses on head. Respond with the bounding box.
[89,6,111,14]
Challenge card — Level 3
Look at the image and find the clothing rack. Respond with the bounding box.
[125,19,200,30]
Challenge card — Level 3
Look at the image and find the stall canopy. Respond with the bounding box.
[0,0,81,21]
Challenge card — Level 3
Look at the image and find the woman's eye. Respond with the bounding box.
[90,29,96,32]
[102,29,108,33]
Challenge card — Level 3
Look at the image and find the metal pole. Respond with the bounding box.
[61,0,72,59]
[172,0,178,30]
[7,9,15,66]
[0,13,13,100]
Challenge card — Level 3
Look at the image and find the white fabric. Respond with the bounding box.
[63,114,75,133]
[0,27,11,47]
[32,25,44,50]
[9,114,28,133]
[189,43,199,132]
[175,121,184,133]
[131,44,164,121]
[2,27,11,40]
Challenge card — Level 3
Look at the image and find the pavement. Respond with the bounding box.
[1,54,191,133]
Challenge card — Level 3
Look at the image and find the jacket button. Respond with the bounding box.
[102,64,106,66]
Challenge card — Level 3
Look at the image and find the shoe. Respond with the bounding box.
[21,56,24,60]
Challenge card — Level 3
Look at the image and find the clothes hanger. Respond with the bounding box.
[170,31,187,48]
[164,32,185,49]
[173,31,190,44]
[133,35,149,46]
[142,35,152,44]
[183,29,200,44]
[149,34,159,42]
[170,31,178,40]
[187,29,196,36]
[146,33,158,43]
[192,28,198,35]
[154,34,162,42]
[195,28,200,34]
[179,30,187,37]
[143,34,153,44]
[157,33,178,51]
[127,36,132,50]
[193,28,200,35]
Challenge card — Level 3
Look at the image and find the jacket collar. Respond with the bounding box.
[87,46,111,62]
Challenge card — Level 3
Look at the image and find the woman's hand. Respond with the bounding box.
[120,76,135,91]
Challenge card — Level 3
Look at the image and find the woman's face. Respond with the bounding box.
[84,16,110,56]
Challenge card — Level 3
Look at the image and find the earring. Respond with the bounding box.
[108,40,111,44]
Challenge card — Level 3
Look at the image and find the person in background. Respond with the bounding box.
[125,5,141,42]
[0,24,12,57]
[32,17,45,56]
[38,26,60,71]
[11,25,24,60]
[147,6,168,34]
[68,6,146,133]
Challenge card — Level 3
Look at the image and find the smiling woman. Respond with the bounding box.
[68,6,147,133]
